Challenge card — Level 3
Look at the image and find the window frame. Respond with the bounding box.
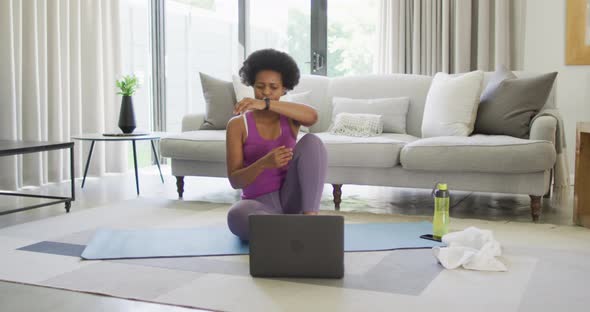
[149,0,329,135]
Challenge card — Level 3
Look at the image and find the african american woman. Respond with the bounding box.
[225,49,328,241]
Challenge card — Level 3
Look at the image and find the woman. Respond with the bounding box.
[226,49,327,241]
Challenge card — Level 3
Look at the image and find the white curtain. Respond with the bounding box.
[0,0,127,191]
[376,0,527,75]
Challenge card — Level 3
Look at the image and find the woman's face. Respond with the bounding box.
[253,70,286,101]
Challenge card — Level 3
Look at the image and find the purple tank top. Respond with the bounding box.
[241,111,296,199]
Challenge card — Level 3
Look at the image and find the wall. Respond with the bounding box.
[524,0,590,181]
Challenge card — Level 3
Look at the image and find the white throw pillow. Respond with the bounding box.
[331,97,410,133]
[232,75,254,101]
[421,70,484,138]
[282,91,312,133]
[330,113,384,137]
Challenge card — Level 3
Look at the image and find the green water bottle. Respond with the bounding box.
[432,183,450,240]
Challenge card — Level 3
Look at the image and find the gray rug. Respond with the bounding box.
[1,198,589,312]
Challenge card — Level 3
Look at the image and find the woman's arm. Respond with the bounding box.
[267,101,318,127]
[226,117,266,189]
[226,117,294,189]
[233,98,318,127]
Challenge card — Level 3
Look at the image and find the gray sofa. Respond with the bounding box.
[161,72,558,221]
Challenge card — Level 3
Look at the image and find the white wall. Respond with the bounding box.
[524,0,590,180]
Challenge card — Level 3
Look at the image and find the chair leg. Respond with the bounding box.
[530,195,541,222]
[332,184,342,211]
[176,176,184,199]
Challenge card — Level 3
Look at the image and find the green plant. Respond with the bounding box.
[116,75,139,96]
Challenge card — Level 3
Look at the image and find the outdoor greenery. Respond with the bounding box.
[116,75,139,96]
[286,6,375,77]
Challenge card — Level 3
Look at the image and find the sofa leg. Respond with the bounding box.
[176,176,184,199]
[530,195,541,222]
[332,184,342,211]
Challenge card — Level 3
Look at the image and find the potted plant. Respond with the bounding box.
[115,75,139,134]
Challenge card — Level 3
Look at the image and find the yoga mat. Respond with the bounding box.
[81,221,444,260]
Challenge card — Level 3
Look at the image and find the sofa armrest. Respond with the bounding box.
[530,115,557,144]
[182,113,205,132]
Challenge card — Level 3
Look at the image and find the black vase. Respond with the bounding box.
[118,95,136,134]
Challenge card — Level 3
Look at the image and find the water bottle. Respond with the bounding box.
[432,183,450,240]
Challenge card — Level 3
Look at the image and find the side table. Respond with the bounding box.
[574,122,590,228]
[72,133,165,195]
[0,140,75,215]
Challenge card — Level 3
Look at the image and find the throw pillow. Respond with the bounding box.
[474,65,558,139]
[232,74,254,101]
[330,113,384,137]
[331,97,410,133]
[421,70,484,138]
[199,72,237,130]
[282,91,312,133]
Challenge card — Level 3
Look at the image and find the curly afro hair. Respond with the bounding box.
[238,49,300,91]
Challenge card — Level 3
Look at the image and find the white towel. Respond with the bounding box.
[432,227,507,272]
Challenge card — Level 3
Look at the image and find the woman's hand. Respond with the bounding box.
[233,97,266,115]
[261,145,293,169]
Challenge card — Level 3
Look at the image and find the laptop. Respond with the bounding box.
[248,214,344,278]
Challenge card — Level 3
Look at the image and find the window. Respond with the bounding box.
[248,0,312,75]
[165,0,240,132]
[138,0,380,137]
[120,0,153,131]
[327,0,378,77]
[120,0,154,167]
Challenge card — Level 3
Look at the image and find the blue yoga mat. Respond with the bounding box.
[81,221,444,260]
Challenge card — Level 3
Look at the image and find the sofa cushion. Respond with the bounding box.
[314,132,418,168]
[326,74,433,137]
[330,96,410,133]
[232,74,253,101]
[400,135,556,173]
[161,130,228,162]
[161,130,307,162]
[199,73,237,130]
[474,66,558,139]
[330,113,384,137]
[421,70,484,138]
[162,131,418,168]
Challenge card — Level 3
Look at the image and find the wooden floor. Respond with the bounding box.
[0,165,574,311]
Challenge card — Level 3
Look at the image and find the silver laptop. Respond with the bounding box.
[248,215,344,278]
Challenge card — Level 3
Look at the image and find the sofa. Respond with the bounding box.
[160,72,558,221]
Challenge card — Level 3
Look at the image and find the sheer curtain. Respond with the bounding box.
[376,0,527,75]
[0,0,127,191]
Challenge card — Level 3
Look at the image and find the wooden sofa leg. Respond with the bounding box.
[176,176,184,199]
[332,184,342,211]
[530,195,541,222]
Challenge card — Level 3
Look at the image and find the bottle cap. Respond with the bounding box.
[437,183,448,191]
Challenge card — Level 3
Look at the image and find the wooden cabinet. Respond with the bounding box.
[574,122,590,227]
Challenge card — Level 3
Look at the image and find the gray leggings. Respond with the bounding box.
[227,133,328,240]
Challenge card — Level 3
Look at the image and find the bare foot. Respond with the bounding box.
[303,211,319,215]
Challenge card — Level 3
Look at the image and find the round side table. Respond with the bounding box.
[72,132,165,195]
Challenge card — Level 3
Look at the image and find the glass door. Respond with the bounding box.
[248,0,312,75]
[165,0,240,132]
[120,0,154,167]
[327,0,378,77]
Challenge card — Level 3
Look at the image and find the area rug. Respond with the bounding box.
[0,198,589,312]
